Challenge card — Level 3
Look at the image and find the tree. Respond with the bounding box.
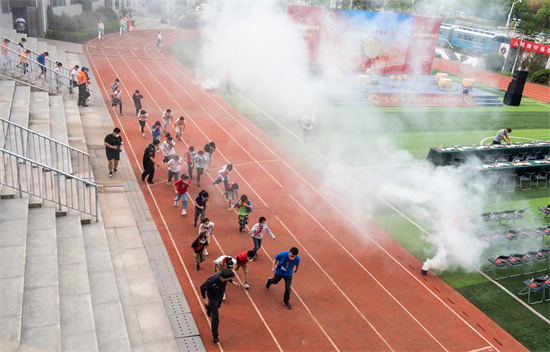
[384,0,414,13]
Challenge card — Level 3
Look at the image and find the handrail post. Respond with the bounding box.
[56,172,62,211]
[15,156,22,198]
[95,186,99,222]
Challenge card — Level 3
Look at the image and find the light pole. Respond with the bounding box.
[502,19,520,72]
[506,0,522,28]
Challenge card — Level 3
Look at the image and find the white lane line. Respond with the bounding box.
[85,36,284,352]
[157,42,504,351]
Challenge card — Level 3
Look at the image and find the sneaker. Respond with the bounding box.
[266,278,271,289]
[142,133,145,137]
[243,282,249,289]
[205,249,209,256]
[213,337,219,343]
[193,222,197,227]
[141,175,146,182]
[222,293,226,300]
[182,209,187,215]
[196,182,200,187]
[238,229,242,234]
[167,181,170,185]
[109,171,113,177]
[283,301,292,309]
[113,168,118,174]
[174,201,178,207]
[195,265,200,271]
[227,206,232,211]
[120,112,124,116]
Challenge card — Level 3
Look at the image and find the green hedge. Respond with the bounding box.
[45,5,119,43]
[529,68,550,84]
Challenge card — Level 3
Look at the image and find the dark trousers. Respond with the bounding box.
[206,297,223,338]
[134,103,141,116]
[187,162,194,180]
[196,167,204,185]
[492,140,501,145]
[268,274,293,303]
[252,237,262,256]
[142,162,155,183]
[139,120,146,133]
[194,207,206,224]
[78,84,87,105]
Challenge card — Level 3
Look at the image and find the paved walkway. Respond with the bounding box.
[432,58,550,103]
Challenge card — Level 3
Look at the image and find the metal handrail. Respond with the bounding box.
[1,45,73,95]
[3,36,72,78]
[0,148,98,221]
[0,118,92,182]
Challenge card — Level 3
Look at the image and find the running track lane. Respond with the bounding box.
[84,30,528,352]
[432,58,550,103]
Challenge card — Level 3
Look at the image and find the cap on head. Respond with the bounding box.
[221,269,235,279]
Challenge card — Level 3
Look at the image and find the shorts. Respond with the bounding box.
[225,190,236,201]
[106,150,120,161]
[234,263,248,271]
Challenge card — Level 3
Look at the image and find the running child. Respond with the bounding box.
[230,194,252,233]
[137,110,148,137]
[194,150,207,187]
[213,164,233,190]
[162,109,173,130]
[193,190,209,227]
[223,182,239,210]
[174,174,191,215]
[191,234,208,271]
[132,90,143,116]
[184,146,196,181]
[250,217,276,259]
[151,121,162,142]
[234,250,255,289]
[199,218,215,256]
[174,116,185,141]
[167,155,182,185]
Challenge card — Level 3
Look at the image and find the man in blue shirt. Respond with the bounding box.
[266,247,300,309]
[36,52,48,79]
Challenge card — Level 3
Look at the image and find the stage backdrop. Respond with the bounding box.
[287,5,441,75]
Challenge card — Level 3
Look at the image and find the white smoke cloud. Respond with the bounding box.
[196,3,497,272]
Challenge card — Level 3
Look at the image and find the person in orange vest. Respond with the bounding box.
[19,49,30,75]
[2,38,12,70]
[77,67,89,106]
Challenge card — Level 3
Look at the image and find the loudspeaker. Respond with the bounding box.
[503,70,528,105]
[512,71,528,84]
[503,92,523,106]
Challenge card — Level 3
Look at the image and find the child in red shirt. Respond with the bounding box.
[174,174,191,215]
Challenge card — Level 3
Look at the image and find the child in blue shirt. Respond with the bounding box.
[266,247,300,309]
[151,120,162,142]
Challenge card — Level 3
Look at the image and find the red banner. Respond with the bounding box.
[510,38,550,56]
[404,16,443,74]
[286,5,325,63]
[367,93,476,107]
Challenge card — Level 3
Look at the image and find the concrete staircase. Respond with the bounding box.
[0,33,203,351]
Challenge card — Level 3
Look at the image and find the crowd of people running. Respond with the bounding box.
[103,77,301,344]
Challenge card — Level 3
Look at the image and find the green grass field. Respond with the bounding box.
[170,40,550,351]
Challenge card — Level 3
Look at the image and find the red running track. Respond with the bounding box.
[84,29,528,352]
[433,58,550,103]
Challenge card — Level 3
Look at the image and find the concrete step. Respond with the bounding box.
[9,85,31,129]
[20,205,61,351]
[27,91,52,208]
[0,197,29,351]
[56,212,98,351]
[36,41,47,57]
[46,45,58,65]
[0,81,16,135]
[24,37,37,53]
[81,221,131,351]
[49,95,72,177]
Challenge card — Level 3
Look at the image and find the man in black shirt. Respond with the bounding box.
[104,127,122,178]
[142,139,161,184]
[200,269,239,343]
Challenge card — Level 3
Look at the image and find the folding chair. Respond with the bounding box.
[504,230,519,248]
[507,254,524,277]
[530,227,547,246]
[526,151,540,160]
[485,255,510,280]
[516,172,534,190]
[536,275,550,302]
[532,171,548,190]
[511,208,527,227]
[502,173,516,192]
[518,279,545,304]
[516,152,528,161]
[480,213,492,223]
[535,205,550,220]
[500,210,516,226]
[536,248,550,271]
[520,252,536,275]
[498,153,511,162]
[489,212,503,226]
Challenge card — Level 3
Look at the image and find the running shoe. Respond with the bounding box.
[242,282,249,289]
[283,301,292,309]
[266,278,271,289]
[182,209,187,215]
